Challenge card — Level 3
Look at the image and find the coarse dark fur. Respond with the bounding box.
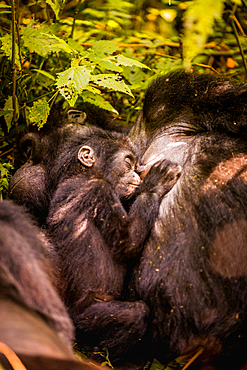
[127,70,247,369]
[9,71,247,369]
[9,120,181,367]
[45,124,180,367]
[0,200,99,370]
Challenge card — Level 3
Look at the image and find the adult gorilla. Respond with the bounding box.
[128,70,247,369]
[9,71,247,369]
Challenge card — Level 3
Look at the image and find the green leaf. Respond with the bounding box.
[32,69,56,81]
[0,3,11,13]
[29,98,50,129]
[0,34,21,68]
[21,21,66,57]
[183,0,224,69]
[68,39,85,54]
[113,54,149,69]
[3,96,19,132]
[91,74,134,97]
[150,359,165,370]
[46,0,65,19]
[92,40,118,54]
[98,60,123,72]
[82,8,104,19]
[122,65,146,89]
[42,33,75,54]
[56,66,91,106]
[81,91,118,114]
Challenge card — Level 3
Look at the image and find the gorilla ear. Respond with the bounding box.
[78,146,96,167]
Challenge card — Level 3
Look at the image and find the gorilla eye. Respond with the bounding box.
[125,156,133,169]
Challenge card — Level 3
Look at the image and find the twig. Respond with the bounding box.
[79,41,181,48]
[0,342,27,370]
[70,0,82,39]
[11,0,18,143]
[181,347,204,370]
[0,148,13,158]
[233,15,247,39]
[230,5,247,78]
[192,63,219,74]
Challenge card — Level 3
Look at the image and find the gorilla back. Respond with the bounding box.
[131,71,247,369]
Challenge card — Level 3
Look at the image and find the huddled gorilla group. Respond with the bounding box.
[4,70,247,370]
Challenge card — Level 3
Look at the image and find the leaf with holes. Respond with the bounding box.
[91,74,133,97]
[0,34,21,68]
[111,54,149,69]
[92,40,118,55]
[29,98,50,129]
[21,21,65,57]
[56,66,91,106]
[3,96,19,132]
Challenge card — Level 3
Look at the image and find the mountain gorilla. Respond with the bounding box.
[127,70,247,369]
[0,200,100,370]
[9,104,126,226]
[9,121,181,367]
[47,125,181,367]
[9,71,247,370]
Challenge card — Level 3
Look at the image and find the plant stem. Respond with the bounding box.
[11,0,18,142]
[70,0,82,39]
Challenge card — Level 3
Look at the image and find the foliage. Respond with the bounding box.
[0,0,247,366]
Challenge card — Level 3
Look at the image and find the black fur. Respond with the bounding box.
[45,125,180,367]
[9,71,247,369]
[128,70,247,369]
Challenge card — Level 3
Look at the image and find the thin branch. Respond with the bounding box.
[232,14,247,39]
[11,0,18,143]
[70,0,82,39]
[0,148,13,158]
[230,16,247,78]
[181,347,204,370]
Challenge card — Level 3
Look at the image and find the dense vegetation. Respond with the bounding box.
[1,1,247,368]
[0,0,246,199]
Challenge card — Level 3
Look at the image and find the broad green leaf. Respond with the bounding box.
[0,34,21,68]
[122,66,146,89]
[150,358,164,370]
[29,98,50,129]
[91,74,134,97]
[42,33,75,54]
[56,66,91,106]
[81,91,118,114]
[68,39,85,54]
[46,0,65,19]
[111,54,149,69]
[92,40,118,54]
[3,96,19,132]
[0,3,11,13]
[183,0,224,69]
[98,60,123,72]
[82,8,104,18]
[32,69,56,81]
[106,0,134,11]
[21,21,65,57]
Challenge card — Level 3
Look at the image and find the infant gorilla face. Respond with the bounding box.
[78,143,141,199]
[106,150,141,199]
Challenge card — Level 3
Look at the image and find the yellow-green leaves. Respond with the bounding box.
[183,0,224,69]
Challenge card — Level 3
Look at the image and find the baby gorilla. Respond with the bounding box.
[46,125,180,366]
